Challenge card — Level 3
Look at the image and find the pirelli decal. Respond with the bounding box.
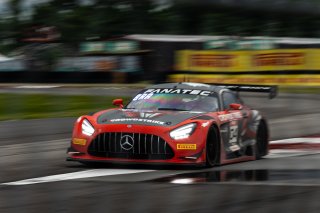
[189,54,236,68]
[177,144,197,150]
[73,138,87,146]
[253,53,305,66]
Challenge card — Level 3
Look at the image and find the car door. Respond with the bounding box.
[220,91,249,156]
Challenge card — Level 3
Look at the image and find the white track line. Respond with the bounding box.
[14,85,60,89]
[172,180,320,187]
[1,169,154,186]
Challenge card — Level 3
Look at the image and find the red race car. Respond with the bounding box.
[67,83,277,167]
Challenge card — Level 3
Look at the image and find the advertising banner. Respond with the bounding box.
[173,49,320,85]
[80,41,139,54]
[175,50,248,72]
[55,56,140,72]
[175,49,320,72]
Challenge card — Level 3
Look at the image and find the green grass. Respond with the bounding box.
[0,94,130,121]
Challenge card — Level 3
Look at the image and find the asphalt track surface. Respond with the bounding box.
[0,86,320,213]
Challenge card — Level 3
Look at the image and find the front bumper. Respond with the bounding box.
[67,123,208,165]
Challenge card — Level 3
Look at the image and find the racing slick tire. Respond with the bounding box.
[206,126,221,167]
[255,120,269,159]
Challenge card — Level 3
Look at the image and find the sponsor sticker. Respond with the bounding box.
[177,144,197,150]
[201,121,210,127]
[144,88,213,96]
[229,145,240,152]
[253,53,305,66]
[189,54,236,68]
[218,112,242,122]
[73,138,87,146]
[110,118,165,125]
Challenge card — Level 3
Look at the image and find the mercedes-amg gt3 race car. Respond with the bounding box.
[67,83,277,167]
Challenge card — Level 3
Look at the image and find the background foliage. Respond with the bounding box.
[1,0,320,53]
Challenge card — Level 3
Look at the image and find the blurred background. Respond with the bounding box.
[0,0,320,85]
[1,2,320,212]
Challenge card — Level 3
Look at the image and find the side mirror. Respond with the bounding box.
[229,103,242,110]
[112,99,123,108]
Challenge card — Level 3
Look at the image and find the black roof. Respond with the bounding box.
[146,82,226,93]
[145,82,277,99]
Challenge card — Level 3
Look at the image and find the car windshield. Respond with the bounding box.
[126,90,219,112]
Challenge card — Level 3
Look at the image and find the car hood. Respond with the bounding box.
[97,109,205,127]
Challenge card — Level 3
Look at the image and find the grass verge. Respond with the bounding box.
[0,94,130,121]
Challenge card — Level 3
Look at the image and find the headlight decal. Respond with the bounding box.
[170,123,197,140]
[82,119,95,136]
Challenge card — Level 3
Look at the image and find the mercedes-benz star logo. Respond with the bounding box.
[120,135,134,151]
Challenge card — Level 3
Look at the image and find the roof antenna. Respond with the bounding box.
[174,82,181,89]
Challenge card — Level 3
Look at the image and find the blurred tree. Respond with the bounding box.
[1,0,23,49]
[200,13,224,35]
[2,0,320,54]
[8,0,21,18]
[151,7,184,34]
[35,44,64,71]
[93,0,158,36]
[31,0,94,45]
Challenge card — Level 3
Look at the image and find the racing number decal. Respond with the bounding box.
[220,120,241,155]
[229,121,239,144]
[133,93,153,101]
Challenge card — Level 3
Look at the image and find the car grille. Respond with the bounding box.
[88,132,174,160]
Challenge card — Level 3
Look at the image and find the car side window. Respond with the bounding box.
[222,92,240,110]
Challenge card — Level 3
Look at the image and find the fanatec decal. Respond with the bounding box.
[144,88,213,96]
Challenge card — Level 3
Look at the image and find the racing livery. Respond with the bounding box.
[67,83,277,167]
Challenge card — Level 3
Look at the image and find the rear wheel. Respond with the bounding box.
[206,126,220,167]
[255,120,269,159]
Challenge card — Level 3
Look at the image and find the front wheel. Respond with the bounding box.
[206,126,220,167]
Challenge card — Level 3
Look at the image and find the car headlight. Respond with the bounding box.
[82,119,95,136]
[170,123,197,140]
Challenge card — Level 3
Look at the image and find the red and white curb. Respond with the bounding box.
[270,136,320,149]
[267,136,320,158]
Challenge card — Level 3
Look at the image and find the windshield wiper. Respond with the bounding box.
[157,107,188,111]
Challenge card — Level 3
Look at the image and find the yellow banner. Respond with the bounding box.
[175,49,320,72]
